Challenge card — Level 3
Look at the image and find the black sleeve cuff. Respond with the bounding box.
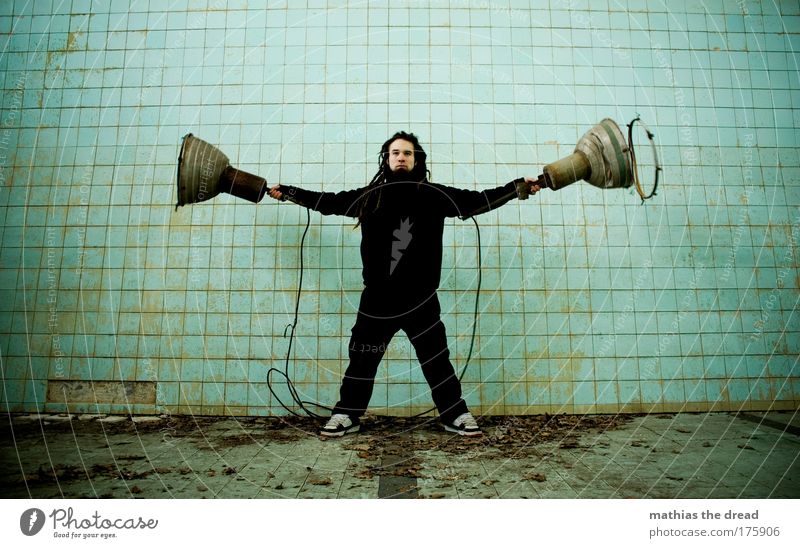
[280,185,316,208]
[513,178,530,200]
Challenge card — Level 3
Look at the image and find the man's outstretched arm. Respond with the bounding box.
[267,184,366,218]
[431,177,542,219]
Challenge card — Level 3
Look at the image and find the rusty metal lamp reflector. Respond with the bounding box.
[176,133,267,209]
[540,118,633,192]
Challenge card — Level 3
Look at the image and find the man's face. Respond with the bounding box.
[387,139,415,173]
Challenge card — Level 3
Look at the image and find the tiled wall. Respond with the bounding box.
[1,0,798,416]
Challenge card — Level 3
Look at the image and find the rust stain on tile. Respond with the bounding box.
[47,380,156,404]
[66,31,84,51]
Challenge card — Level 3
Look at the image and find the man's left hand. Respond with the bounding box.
[524,177,542,194]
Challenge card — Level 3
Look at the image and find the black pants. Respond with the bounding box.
[332,288,468,424]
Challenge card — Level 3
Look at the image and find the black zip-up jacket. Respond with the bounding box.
[280,178,528,297]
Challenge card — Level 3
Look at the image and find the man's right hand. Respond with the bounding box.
[268,185,285,201]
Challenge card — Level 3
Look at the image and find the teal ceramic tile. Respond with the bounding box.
[573,381,595,405]
[1,2,798,416]
[225,382,248,406]
[202,381,225,406]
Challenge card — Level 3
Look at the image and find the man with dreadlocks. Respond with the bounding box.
[268,131,540,437]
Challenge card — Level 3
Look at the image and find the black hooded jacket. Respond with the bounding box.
[280,177,527,298]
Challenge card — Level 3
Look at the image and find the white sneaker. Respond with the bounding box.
[443,412,482,437]
[320,414,360,437]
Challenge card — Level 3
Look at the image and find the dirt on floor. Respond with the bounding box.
[2,413,636,489]
[4,412,634,450]
[338,413,635,471]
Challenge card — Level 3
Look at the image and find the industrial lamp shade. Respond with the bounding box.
[541,118,633,192]
[175,133,268,208]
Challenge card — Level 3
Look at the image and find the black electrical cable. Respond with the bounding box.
[266,207,330,418]
[459,217,482,384]
[627,115,661,203]
[266,210,483,422]
[410,216,481,418]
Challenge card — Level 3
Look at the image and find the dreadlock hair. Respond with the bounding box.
[354,131,430,227]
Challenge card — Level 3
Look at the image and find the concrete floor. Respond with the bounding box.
[2,411,798,499]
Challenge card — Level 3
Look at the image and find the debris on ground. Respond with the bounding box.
[523,472,546,482]
[1,412,634,494]
[339,413,632,460]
